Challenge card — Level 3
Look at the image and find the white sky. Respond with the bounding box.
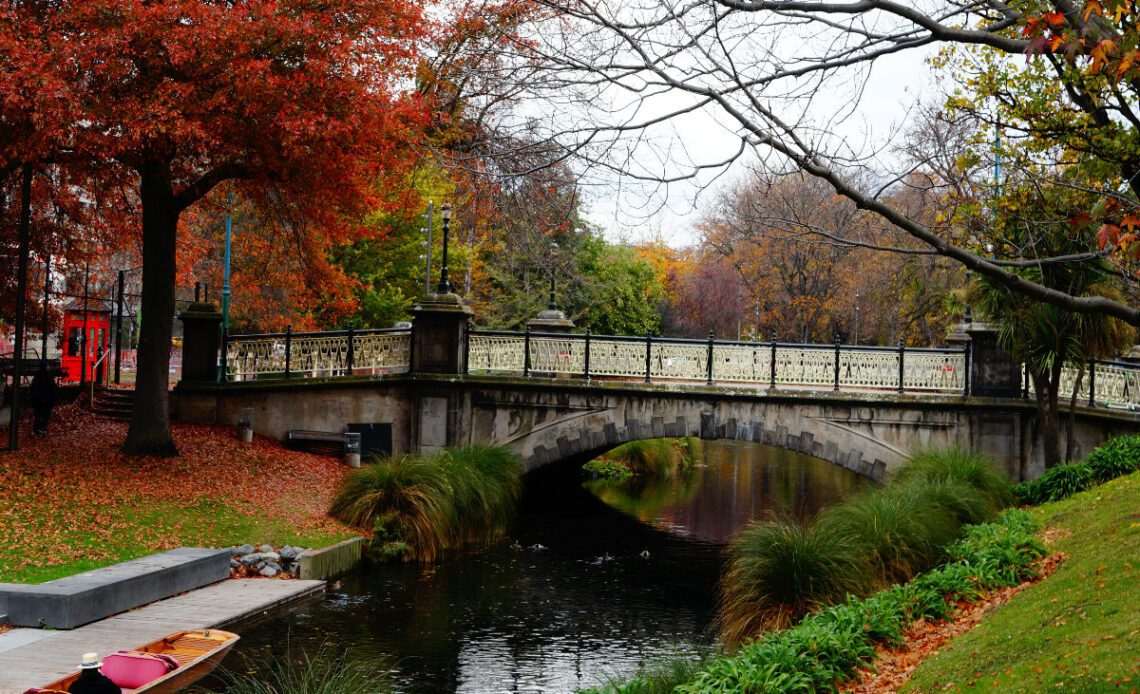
[577,46,941,248]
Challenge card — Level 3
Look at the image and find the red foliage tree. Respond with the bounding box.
[3,1,430,455]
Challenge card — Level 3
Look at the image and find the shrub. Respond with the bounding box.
[604,439,685,478]
[1083,435,1140,483]
[1014,434,1140,505]
[814,485,960,586]
[893,447,1015,510]
[329,446,523,562]
[1015,462,1095,505]
[718,520,871,644]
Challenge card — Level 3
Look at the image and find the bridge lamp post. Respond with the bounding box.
[854,293,860,345]
[547,242,559,310]
[436,203,453,294]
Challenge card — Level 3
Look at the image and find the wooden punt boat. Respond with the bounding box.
[28,629,239,694]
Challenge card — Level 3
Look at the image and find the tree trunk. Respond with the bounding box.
[1031,370,1063,471]
[121,162,180,456]
[1065,367,1085,463]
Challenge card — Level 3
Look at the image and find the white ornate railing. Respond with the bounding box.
[223,328,410,382]
[1032,360,1140,411]
[465,330,968,396]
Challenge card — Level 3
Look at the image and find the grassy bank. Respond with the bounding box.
[904,470,1140,692]
[583,438,702,480]
[0,405,355,584]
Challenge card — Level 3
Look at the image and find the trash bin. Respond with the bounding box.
[343,431,362,467]
[237,409,254,443]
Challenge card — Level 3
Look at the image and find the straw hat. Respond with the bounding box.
[79,652,102,669]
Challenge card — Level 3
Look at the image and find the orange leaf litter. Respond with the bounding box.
[840,552,1066,694]
[0,404,352,576]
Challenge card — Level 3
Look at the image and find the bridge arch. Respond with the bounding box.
[462,386,937,483]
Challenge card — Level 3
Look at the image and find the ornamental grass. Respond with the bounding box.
[328,445,523,562]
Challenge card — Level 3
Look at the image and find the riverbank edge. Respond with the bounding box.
[582,508,1048,693]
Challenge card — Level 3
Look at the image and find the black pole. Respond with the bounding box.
[770,331,777,389]
[194,281,201,303]
[523,325,531,377]
[1088,360,1096,407]
[7,165,32,452]
[548,274,557,311]
[346,326,355,376]
[964,339,972,397]
[436,205,453,294]
[583,329,591,381]
[283,324,292,378]
[897,338,906,394]
[833,334,841,391]
[219,327,229,383]
[644,334,652,383]
[706,331,715,385]
[79,263,89,387]
[114,270,125,384]
[40,252,50,363]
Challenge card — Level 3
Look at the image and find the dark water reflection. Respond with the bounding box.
[208,441,863,693]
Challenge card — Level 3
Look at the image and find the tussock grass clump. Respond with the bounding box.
[815,485,961,585]
[329,445,523,562]
[719,520,871,642]
[199,643,394,693]
[582,649,711,694]
[893,447,1015,510]
[718,447,1012,645]
[588,437,700,480]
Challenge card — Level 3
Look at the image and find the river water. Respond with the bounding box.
[207,441,864,693]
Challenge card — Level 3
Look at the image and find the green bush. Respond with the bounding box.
[1015,434,1140,504]
[719,520,871,644]
[602,439,687,478]
[329,446,523,562]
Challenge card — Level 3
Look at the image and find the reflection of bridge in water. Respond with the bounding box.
[172,298,1140,485]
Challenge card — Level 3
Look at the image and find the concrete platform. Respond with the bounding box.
[0,548,231,629]
[0,578,325,693]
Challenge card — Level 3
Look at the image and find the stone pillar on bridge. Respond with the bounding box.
[410,292,474,375]
[966,322,1022,397]
[410,292,474,456]
[179,302,222,383]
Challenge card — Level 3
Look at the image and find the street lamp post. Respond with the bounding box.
[854,293,860,345]
[221,192,234,332]
[436,203,453,294]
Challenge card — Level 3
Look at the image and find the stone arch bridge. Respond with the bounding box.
[171,296,1140,483]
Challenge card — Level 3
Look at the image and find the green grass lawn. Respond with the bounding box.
[905,471,1140,693]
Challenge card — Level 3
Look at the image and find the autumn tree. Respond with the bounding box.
[473,0,1140,327]
[5,1,429,455]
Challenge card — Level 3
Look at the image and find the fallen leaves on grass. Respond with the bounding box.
[0,404,352,581]
[840,552,1066,694]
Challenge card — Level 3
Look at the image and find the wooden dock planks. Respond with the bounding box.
[0,578,324,694]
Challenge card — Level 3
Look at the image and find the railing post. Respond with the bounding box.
[706,331,715,385]
[964,339,972,397]
[523,325,532,377]
[769,331,777,389]
[645,333,652,383]
[346,327,355,376]
[284,324,293,378]
[584,329,591,380]
[1023,362,1030,399]
[1089,360,1097,407]
[833,334,841,392]
[219,328,229,383]
[897,338,906,394]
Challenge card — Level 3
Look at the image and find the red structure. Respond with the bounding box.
[61,300,111,383]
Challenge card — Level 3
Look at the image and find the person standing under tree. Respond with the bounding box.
[29,365,57,437]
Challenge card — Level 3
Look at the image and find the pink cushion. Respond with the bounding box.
[101,651,178,688]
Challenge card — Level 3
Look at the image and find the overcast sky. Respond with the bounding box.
[577,46,941,248]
